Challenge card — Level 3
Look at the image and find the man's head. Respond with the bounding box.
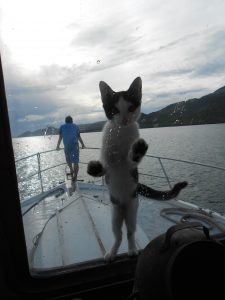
[65,116,73,123]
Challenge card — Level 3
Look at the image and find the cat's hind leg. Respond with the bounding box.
[104,203,123,262]
[125,198,139,257]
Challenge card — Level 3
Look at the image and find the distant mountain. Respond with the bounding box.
[18,126,59,137]
[78,121,106,133]
[18,86,225,137]
[138,86,225,128]
[17,122,106,137]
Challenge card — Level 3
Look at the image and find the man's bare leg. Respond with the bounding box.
[72,163,79,182]
[67,161,73,175]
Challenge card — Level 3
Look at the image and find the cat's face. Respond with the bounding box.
[99,77,142,126]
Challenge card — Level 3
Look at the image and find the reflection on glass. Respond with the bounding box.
[1,0,225,273]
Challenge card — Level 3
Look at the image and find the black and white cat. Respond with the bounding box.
[87,77,187,261]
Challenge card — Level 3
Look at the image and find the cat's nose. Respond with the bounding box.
[122,118,129,125]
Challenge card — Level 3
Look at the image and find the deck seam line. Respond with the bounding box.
[80,196,106,256]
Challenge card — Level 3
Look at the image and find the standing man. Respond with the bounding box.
[56,116,85,182]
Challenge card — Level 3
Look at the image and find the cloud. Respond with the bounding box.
[1,0,225,136]
[2,52,104,135]
[18,114,47,123]
[195,59,225,77]
[192,30,225,77]
[70,15,145,73]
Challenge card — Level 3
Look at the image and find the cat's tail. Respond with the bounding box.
[137,181,188,201]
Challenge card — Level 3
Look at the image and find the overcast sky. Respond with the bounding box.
[1,0,225,136]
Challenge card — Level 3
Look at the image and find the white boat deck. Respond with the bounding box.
[22,181,225,271]
[23,182,150,270]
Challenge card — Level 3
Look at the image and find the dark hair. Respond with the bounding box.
[65,116,73,123]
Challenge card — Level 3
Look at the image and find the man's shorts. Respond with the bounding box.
[64,144,79,163]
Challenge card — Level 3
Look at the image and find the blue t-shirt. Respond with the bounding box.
[59,123,80,149]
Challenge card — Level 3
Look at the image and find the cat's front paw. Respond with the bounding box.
[131,138,148,162]
[87,160,105,177]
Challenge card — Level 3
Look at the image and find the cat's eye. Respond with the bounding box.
[128,105,137,112]
[110,107,119,116]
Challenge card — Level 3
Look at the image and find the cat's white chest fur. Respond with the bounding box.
[101,121,139,166]
[100,121,139,202]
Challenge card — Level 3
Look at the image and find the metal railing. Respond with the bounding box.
[15,148,66,194]
[15,147,225,198]
[145,154,225,189]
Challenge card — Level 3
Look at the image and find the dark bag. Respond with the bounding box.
[132,222,225,300]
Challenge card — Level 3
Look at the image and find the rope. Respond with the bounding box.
[160,207,225,235]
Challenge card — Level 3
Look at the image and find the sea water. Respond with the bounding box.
[13,124,225,214]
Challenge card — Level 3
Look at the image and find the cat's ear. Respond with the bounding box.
[99,81,115,104]
[127,77,142,102]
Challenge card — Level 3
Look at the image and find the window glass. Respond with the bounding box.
[1,0,225,274]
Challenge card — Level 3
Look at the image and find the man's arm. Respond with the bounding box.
[56,134,62,150]
[78,135,85,148]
